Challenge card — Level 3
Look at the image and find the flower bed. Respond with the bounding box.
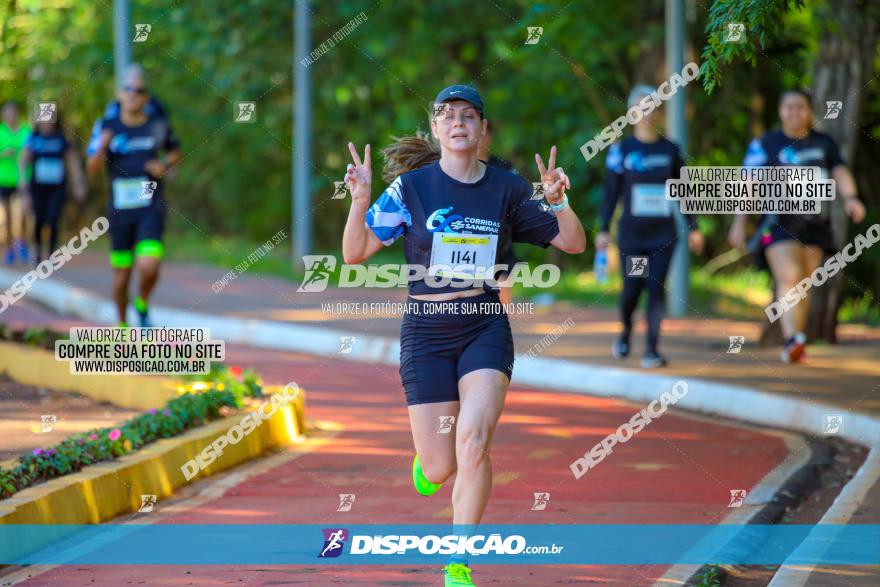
[0,331,265,499]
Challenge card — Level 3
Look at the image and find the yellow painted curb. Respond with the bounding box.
[0,340,178,410]
[0,387,307,561]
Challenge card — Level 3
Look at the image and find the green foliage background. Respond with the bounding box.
[1,0,877,300]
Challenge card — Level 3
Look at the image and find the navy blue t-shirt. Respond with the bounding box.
[743,129,844,236]
[601,137,694,247]
[365,161,560,295]
[103,116,179,212]
[24,130,69,186]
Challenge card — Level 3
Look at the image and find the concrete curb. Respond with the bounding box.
[0,387,306,562]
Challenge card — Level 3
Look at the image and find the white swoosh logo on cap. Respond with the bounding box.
[450,91,461,94]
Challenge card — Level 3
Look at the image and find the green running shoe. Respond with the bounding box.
[412,454,441,496]
[443,563,474,586]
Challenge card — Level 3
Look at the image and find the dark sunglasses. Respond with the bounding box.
[123,86,148,95]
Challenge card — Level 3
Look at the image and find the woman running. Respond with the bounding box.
[18,113,87,265]
[597,85,703,368]
[342,85,586,586]
[729,89,866,363]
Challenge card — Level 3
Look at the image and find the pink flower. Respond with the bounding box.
[148,408,157,415]
[89,433,98,440]
[108,429,122,441]
[32,448,43,456]
[229,366,243,379]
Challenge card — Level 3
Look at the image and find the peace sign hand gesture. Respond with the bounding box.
[345,142,372,208]
[535,146,570,205]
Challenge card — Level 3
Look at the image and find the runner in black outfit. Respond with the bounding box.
[87,64,181,327]
[597,85,704,368]
[17,113,87,264]
[342,85,586,587]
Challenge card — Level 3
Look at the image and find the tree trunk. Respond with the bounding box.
[804,0,878,343]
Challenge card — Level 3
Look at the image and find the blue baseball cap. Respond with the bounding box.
[434,85,484,115]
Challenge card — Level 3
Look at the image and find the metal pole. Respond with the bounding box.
[665,0,689,317]
[293,0,313,261]
[113,0,131,89]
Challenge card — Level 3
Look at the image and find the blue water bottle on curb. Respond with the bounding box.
[594,249,608,284]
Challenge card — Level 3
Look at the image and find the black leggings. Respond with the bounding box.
[31,184,66,257]
[618,244,676,353]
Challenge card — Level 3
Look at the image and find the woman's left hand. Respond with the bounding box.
[535,146,570,205]
[844,197,866,223]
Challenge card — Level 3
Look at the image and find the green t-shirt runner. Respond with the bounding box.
[0,122,31,189]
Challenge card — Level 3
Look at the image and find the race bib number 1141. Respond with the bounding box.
[428,232,498,279]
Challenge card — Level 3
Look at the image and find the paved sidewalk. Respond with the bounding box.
[2,250,879,585]
[2,302,795,586]
[18,250,880,416]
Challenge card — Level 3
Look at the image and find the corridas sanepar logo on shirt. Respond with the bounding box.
[425,207,500,233]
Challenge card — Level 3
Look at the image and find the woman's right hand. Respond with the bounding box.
[345,142,371,208]
[728,219,747,250]
[595,231,611,251]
